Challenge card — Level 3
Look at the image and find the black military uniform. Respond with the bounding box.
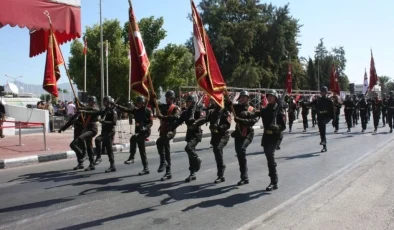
[287,97,297,132]
[367,98,372,122]
[359,95,369,132]
[352,95,359,126]
[89,96,118,172]
[311,96,318,127]
[371,96,382,132]
[316,87,334,152]
[343,95,355,132]
[0,101,5,138]
[72,96,100,171]
[172,95,204,182]
[117,96,153,175]
[299,97,310,132]
[58,101,87,170]
[196,100,231,184]
[332,96,342,133]
[227,91,258,186]
[382,94,388,127]
[386,91,394,133]
[255,90,285,191]
[156,90,180,181]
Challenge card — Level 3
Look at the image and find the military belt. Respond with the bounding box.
[360,108,366,110]
[389,107,394,109]
[318,111,327,114]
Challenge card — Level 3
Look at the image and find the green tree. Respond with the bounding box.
[150,44,195,93]
[307,57,317,90]
[379,76,391,94]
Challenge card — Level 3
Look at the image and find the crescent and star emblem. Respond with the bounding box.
[134,31,146,57]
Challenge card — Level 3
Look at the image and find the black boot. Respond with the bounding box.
[157,161,167,173]
[347,129,350,132]
[124,158,135,165]
[321,144,327,152]
[237,178,249,186]
[84,164,95,171]
[93,157,102,166]
[138,167,150,176]
[194,157,202,172]
[73,163,84,170]
[105,164,116,173]
[266,175,278,191]
[161,166,172,181]
[185,173,196,182]
[214,177,225,184]
[391,128,393,133]
[214,165,226,184]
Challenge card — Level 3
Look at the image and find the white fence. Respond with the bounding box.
[4,105,49,132]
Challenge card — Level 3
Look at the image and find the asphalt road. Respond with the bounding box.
[0,119,392,230]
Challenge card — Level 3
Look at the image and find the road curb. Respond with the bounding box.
[0,125,263,169]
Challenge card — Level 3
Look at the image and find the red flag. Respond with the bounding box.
[128,3,150,99]
[191,0,226,107]
[83,37,87,55]
[43,26,64,98]
[286,64,292,94]
[329,64,340,95]
[369,50,378,90]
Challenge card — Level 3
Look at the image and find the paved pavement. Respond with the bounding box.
[0,118,392,230]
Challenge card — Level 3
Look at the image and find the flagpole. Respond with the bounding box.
[128,49,131,101]
[84,37,87,92]
[100,0,105,107]
[106,40,109,96]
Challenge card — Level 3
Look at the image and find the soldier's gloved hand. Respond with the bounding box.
[240,111,249,117]
[166,131,174,139]
[269,125,279,132]
[157,114,166,119]
[209,124,218,130]
[234,117,243,123]
[219,124,227,130]
[140,127,147,132]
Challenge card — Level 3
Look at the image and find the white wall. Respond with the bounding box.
[2,117,15,136]
[4,105,49,132]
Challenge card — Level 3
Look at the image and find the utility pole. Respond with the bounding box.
[99,0,104,107]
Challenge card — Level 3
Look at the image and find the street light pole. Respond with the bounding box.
[99,0,105,107]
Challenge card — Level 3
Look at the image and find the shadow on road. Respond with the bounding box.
[0,198,73,214]
[46,174,140,189]
[7,169,94,184]
[276,152,321,160]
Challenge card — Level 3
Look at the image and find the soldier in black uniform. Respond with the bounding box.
[343,95,355,132]
[84,96,118,172]
[332,95,342,133]
[58,99,87,170]
[72,96,100,171]
[116,96,153,175]
[226,91,258,186]
[381,93,388,127]
[195,98,231,183]
[316,87,334,152]
[371,94,382,133]
[359,95,369,132]
[299,96,311,132]
[311,95,318,127]
[172,95,204,182]
[352,95,359,126]
[367,98,372,122]
[155,90,180,181]
[255,90,286,191]
[386,91,394,133]
[287,96,297,132]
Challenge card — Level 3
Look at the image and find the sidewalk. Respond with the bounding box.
[239,137,394,230]
[0,112,316,169]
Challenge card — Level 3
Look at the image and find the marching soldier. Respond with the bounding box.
[84,96,118,173]
[352,95,360,126]
[116,96,153,175]
[316,87,334,152]
[155,90,180,181]
[287,96,297,132]
[367,97,372,122]
[226,91,258,186]
[171,95,204,182]
[311,95,318,127]
[58,99,87,170]
[195,98,231,183]
[299,96,311,132]
[332,95,342,133]
[72,96,100,171]
[371,94,382,133]
[255,90,286,191]
[343,95,355,132]
[382,93,388,127]
[386,91,394,133]
[359,95,369,132]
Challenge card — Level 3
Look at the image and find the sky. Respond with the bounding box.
[0,0,393,88]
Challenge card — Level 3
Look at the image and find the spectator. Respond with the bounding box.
[66,101,76,121]
[0,100,5,138]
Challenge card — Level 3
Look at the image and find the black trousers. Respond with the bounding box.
[261,134,279,184]
[360,112,368,130]
[185,136,202,173]
[373,112,380,129]
[234,136,253,180]
[388,111,394,128]
[129,133,148,168]
[156,131,176,167]
[382,109,387,125]
[288,113,295,130]
[302,113,308,130]
[312,110,317,126]
[318,118,331,143]
[276,133,283,148]
[70,130,97,164]
[352,110,359,125]
[211,133,229,177]
[95,131,115,164]
[332,115,339,130]
[345,111,353,129]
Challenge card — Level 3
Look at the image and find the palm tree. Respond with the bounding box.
[379,76,391,95]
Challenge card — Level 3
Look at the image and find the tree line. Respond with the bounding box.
[68,0,351,104]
